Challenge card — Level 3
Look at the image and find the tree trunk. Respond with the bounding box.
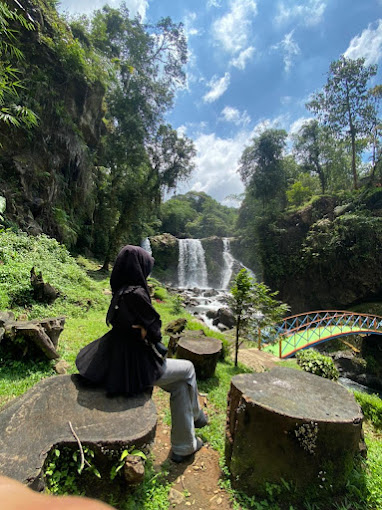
[235,316,241,367]
[346,84,358,190]
[350,130,358,189]
[225,368,364,498]
[102,211,132,271]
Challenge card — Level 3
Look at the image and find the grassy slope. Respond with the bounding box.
[0,232,381,509]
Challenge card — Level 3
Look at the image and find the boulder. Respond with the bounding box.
[164,318,187,335]
[0,374,157,490]
[213,308,235,329]
[206,309,218,320]
[123,455,146,485]
[226,367,364,498]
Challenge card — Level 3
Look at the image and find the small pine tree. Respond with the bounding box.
[227,269,289,366]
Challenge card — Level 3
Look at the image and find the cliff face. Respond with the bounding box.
[0,0,105,247]
[150,234,179,285]
[259,192,382,313]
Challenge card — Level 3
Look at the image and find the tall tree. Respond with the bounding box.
[307,56,377,189]
[368,84,382,182]
[293,120,328,193]
[238,129,288,209]
[84,5,194,267]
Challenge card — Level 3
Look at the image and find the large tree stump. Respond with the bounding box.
[30,267,60,304]
[1,316,65,359]
[226,367,363,497]
[176,336,222,379]
[0,375,157,490]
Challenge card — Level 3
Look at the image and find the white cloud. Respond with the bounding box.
[281,96,292,105]
[59,0,148,18]
[289,116,313,135]
[272,30,301,72]
[344,19,382,66]
[203,73,231,103]
[184,12,200,38]
[177,125,188,137]
[250,114,289,137]
[221,106,251,126]
[207,0,222,7]
[230,46,255,70]
[275,0,327,27]
[183,131,248,202]
[212,0,257,56]
[175,113,301,203]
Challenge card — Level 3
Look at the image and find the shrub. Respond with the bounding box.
[354,391,382,429]
[296,349,339,381]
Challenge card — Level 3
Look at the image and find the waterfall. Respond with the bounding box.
[220,238,235,290]
[178,239,208,289]
[140,237,152,256]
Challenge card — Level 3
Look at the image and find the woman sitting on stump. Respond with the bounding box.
[76,245,207,463]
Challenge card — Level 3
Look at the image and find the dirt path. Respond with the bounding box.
[237,348,279,372]
[151,348,279,509]
[151,410,232,509]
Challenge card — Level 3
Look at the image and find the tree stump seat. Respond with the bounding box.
[176,336,222,379]
[0,313,65,359]
[0,375,157,490]
[226,367,364,497]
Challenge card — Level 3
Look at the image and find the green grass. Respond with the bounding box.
[0,230,109,319]
[354,392,382,430]
[0,357,56,408]
[197,361,252,453]
[0,234,381,509]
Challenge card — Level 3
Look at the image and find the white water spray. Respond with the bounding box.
[140,237,152,256]
[178,239,208,288]
[220,238,235,290]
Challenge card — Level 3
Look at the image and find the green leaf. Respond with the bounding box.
[119,449,129,461]
[131,449,147,460]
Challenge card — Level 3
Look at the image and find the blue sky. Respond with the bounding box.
[58,0,382,205]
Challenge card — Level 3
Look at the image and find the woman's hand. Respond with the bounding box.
[132,325,147,340]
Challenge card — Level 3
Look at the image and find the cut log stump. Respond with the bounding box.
[226,367,364,497]
[176,336,222,379]
[2,316,65,359]
[0,374,157,490]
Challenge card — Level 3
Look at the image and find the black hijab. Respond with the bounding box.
[110,245,154,298]
[106,245,154,326]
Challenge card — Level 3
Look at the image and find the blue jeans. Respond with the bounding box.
[155,358,202,455]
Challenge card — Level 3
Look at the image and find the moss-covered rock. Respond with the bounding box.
[150,234,179,285]
[201,236,224,288]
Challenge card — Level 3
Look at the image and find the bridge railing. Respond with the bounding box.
[276,310,382,358]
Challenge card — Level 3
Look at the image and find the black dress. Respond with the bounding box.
[75,285,165,395]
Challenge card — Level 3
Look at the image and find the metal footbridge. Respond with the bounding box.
[265,310,382,359]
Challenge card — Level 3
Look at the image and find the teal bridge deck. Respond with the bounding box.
[264,310,382,358]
